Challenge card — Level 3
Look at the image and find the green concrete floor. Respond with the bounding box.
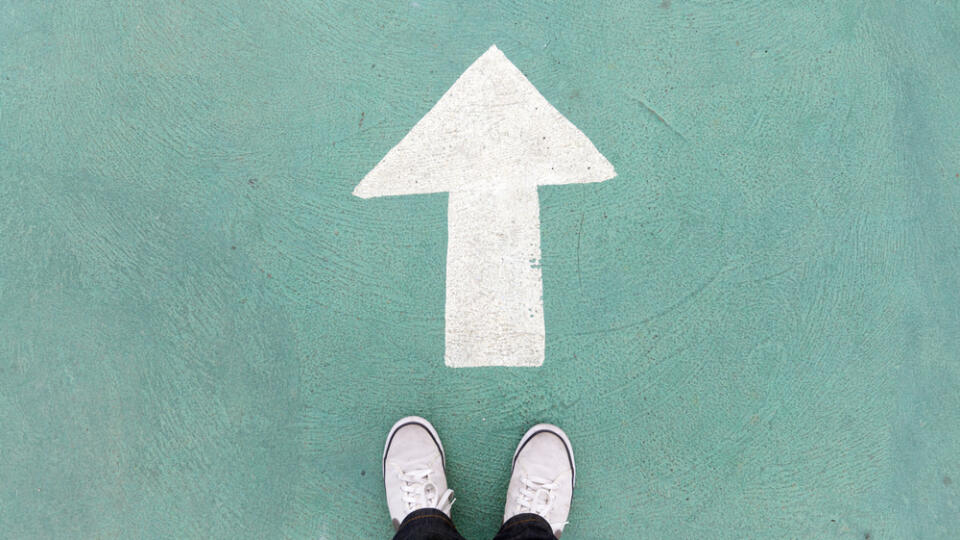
[2,2,959,538]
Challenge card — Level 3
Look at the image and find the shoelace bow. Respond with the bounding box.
[515,475,567,531]
[398,468,454,514]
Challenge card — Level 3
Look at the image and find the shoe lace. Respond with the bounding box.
[515,475,567,530]
[398,468,455,514]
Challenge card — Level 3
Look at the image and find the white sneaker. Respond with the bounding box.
[383,416,455,529]
[503,424,576,538]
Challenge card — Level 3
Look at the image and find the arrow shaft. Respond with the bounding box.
[444,186,545,367]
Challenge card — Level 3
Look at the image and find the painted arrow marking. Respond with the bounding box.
[354,45,616,367]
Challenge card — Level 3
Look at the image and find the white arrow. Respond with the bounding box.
[354,45,615,367]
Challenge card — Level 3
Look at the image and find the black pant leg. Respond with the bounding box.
[490,513,558,540]
[392,508,469,540]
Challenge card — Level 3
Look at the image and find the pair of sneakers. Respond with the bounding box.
[383,417,576,537]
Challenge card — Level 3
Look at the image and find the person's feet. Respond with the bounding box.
[503,424,576,537]
[383,417,455,529]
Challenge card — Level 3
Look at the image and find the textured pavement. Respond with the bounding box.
[1,2,959,538]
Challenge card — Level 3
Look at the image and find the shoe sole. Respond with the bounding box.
[511,423,576,487]
[382,416,446,478]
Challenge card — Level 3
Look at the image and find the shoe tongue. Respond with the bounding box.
[532,487,551,507]
[522,479,553,515]
[423,482,436,505]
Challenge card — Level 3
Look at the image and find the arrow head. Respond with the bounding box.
[354,45,615,198]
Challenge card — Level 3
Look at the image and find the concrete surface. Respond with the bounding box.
[1,1,958,538]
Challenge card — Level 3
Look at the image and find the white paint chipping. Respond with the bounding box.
[355,45,615,367]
